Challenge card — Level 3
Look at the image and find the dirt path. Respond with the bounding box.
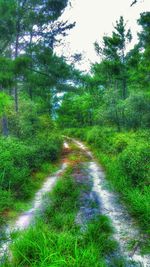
[0,139,150,267]
[72,139,150,267]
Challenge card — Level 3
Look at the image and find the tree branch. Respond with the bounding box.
[131,0,138,7]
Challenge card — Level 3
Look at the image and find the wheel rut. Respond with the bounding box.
[72,138,150,267]
[0,139,150,267]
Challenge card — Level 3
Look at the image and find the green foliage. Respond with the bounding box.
[13,56,31,75]
[57,92,94,128]
[86,126,115,153]
[0,138,30,194]
[0,189,13,212]
[119,141,150,185]
[0,132,62,214]
[0,0,75,137]
[124,93,150,129]
[33,133,62,164]
[57,14,150,132]
[0,0,16,53]
[112,133,131,153]
[0,93,11,116]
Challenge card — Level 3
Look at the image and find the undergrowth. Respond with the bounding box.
[0,134,62,226]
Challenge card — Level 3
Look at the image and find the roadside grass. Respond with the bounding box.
[3,165,120,267]
[0,160,60,251]
[94,150,150,229]
[95,151,150,255]
[0,161,61,259]
[7,162,59,221]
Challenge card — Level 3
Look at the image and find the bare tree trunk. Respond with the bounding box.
[0,85,9,136]
[14,0,28,111]
[28,30,33,100]
[14,33,19,112]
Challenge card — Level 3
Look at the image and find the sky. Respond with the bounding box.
[55,0,150,71]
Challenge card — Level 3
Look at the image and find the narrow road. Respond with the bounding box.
[72,139,150,267]
[0,139,150,267]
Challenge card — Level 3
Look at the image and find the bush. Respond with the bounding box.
[0,189,13,213]
[64,127,88,141]
[111,132,135,153]
[119,141,150,185]
[0,138,30,198]
[86,126,116,152]
[0,133,63,200]
[26,134,62,171]
[125,93,150,129]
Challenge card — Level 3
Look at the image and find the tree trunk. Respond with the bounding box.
[28,30,33,100]
[2,115,9,137]
[14,21,20,112]
[122,78,127,100]
[14,84,18,112]
[0,85,9,136]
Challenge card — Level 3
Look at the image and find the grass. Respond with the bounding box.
[0,160,60,245]
[95,151,150,225]
[67,142,89,163]
[2,165,122,267]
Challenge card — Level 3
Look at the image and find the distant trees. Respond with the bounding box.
[57,92,94,128]
[92,14,150,129]
[93,17,132,128]
[58,14,150,131]
[94,16,132,100]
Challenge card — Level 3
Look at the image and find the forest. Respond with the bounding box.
[0,0,150,266]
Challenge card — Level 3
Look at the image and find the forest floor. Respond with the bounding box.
[0,139,150,267]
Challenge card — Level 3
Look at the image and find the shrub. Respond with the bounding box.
[119,141,150,185]
[31,134,62,167]
[0,189,13,213]
[0,137,30,198]
[0,133,63,200]
[86,126,116,152]
[112,133,134,153]
[125,93,150,129]
[64,127,88,141]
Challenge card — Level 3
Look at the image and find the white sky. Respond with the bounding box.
[55,0,150,71]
